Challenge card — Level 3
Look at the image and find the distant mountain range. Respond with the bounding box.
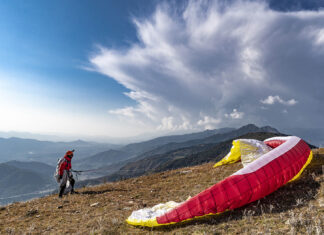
[1,123,318,205]
[2,126,243,204]
[70,127,238,178]
[282,127,324,147]
[73,149,134,173]
[75,124,279,175]
[0,137,119,165]
[120,127,235,155]
[105,132,284,182]
[135,124,279,159]
[0,161,56,205]
[5,160,55,177]
[76,124,284,186]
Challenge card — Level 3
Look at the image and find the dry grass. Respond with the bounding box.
[313,148,324,155]
[0,150,323,234]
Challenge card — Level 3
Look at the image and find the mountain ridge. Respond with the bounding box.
[0,137,116,165]
[120,127,236,155]
[0,162,56,203]
[84,131,283,185]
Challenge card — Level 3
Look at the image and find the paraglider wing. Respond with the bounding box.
[127,136,312,227]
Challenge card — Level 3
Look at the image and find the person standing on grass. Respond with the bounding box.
[57,150,77,198]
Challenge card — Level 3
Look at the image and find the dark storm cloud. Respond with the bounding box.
[268,0,324,12]
[90,0,324,131]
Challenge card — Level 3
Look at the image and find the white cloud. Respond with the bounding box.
[197,116,221,129]
[90,1,324,132]
[309,28,324,46]
[157,115,192,131]
[260,95,298,106]
[225,109,244,119]
[109,106,135,118]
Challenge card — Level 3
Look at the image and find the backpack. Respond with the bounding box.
[54,157,66,183]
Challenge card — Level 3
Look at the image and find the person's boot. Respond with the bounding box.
[70,189,78,194]
[58,186,65,198]
[70,178,78,194]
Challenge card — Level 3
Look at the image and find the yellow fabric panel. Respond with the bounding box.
[213,140,241,167]
[288,150,313,183]
[126,218,160,227]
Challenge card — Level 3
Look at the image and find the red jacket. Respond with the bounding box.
[58,151,73,176]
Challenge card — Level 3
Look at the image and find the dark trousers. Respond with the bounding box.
[59,170,75,197]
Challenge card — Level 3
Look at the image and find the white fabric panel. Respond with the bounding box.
[128,201,181,221]
[233,136,300,175]
[264,136,292,142]
[239,139,273,167]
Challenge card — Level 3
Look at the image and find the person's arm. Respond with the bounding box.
[59,161,67,176]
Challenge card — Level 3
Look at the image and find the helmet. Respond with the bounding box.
[65,150,74,158]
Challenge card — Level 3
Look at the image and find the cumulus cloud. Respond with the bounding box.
[158,116,192,131]
[197,116,222,129]
[225,109,244,119]
[90,0,324,132]
[260,95,298,106]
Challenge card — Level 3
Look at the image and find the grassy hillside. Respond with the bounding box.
[0,150,323,234]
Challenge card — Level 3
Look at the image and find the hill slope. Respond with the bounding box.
[5,160,55,178]
[120,127,235,155]
[73,149,133,170]
[132,124,279,160]
[0,163,55,202]
[86,132,284,184]
[0,150,323,234]
[77,125,282,184]
[0,161,57,205]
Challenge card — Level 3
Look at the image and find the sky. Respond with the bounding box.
[0,0,323,142]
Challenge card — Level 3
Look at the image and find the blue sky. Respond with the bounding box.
[0,0,153,110]
[0,0,155,138]
[0,0,324,141]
